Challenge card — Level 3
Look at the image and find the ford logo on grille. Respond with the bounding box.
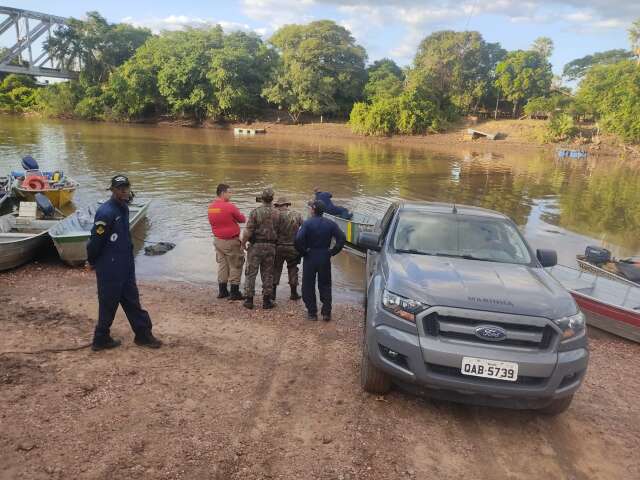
[475,325,507,341]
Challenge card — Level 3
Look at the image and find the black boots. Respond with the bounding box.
[134,332,162,349]
[307,312,318,321]
[228,284,243,301]
[243,296,254,309]
[217,283,229,299]
[243,296,274,309]
[91,337,121,352]
[263,295,274,310]
[272,285,300,301]
[290,285,301,300]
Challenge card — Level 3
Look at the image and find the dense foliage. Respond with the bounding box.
[562,49,634,81]
[262,20,367,121]
[576,61,640,143]
[495,50,553,117]
[46,12,151,85]
[0,75,38,113]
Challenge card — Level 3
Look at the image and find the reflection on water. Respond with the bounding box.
[1,116,639,301]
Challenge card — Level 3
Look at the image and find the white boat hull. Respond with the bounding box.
[49,202,150,266]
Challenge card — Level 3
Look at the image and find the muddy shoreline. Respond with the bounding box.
[1,264,639,479]
[165,119,638,160]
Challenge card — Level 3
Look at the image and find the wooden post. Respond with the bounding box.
[494,93,500,120]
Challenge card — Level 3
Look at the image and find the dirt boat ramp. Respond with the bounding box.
[1,264,639,480]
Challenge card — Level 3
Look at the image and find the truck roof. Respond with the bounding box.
[397,201,509,220]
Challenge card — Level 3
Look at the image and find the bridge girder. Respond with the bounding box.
[0,6,78,79]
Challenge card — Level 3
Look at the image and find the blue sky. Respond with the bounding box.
[4,1,637,75]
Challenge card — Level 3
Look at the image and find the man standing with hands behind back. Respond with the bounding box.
[208,184,246,301]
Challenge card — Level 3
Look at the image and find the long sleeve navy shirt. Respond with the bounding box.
[295,215,346,258]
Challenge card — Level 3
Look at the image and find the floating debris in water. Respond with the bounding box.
[144,242,176,256]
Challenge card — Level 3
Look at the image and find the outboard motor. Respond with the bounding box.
[21,155,40,171]
[584,246,611,265]
[35,193,55,217]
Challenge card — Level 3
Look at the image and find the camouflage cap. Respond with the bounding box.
[274,197,291,207]
[261,188,274,201]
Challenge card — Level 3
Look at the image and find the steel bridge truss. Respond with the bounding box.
[0,6,78,79]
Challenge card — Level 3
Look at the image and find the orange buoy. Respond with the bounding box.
[22,176,48,190]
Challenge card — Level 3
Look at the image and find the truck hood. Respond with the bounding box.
[385,253,576,320]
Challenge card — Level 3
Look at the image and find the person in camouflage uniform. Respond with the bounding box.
[273,197,303,301]
[242,188,281,310]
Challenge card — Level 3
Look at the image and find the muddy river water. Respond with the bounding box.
[2,116,640,301]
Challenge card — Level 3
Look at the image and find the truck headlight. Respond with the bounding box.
[382,290,429,323]
[556,311,586,340]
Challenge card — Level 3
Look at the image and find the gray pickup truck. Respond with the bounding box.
[358,202,588,414]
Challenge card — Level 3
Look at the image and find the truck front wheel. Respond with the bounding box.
[360,338,392,394]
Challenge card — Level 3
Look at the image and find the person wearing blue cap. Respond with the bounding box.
[87,174,162,351]
[295,200,346,321]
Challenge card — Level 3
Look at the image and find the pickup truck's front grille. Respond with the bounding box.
[426,363,546,386]
[423,313,554,350]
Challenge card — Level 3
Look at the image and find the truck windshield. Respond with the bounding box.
[393,212,532,265]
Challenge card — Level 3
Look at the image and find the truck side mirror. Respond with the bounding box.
[537,249,557,268]
[359,232,381,252]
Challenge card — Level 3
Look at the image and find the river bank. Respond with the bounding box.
[1,264,639,479]
[218,119,638,160]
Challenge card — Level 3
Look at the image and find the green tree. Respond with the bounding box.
[46,12,151,85]
[364,58,404,102]
[495,50,552,117]
[577,60,640,143]
[412,31,506,113]
[35,81,84,117]
[562,49,634,81]
[207,31,276,120]
[532,37,554,58]
[524,94,575,118]
[0,74,39,112]
[263,20,367,122]
[106,27,224,121]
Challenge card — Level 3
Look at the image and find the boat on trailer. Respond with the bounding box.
[575,252,640,288]
[324,211,378,250]
[547,264,640,343]
[48,201,150,266]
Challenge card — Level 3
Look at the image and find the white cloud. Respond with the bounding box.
[121,15,257,34]
[241,0,316,29]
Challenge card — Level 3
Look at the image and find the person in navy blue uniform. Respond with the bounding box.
[87,175,162,351]
[313,189,353,220]
[295,200,346,321]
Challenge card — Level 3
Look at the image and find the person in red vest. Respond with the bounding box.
[208,184,246,300]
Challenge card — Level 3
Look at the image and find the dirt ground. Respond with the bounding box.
[1,264,639,480]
